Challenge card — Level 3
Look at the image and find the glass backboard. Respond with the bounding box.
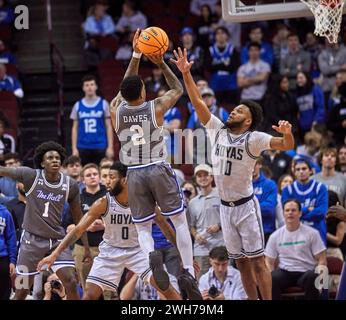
[222,0,346,22]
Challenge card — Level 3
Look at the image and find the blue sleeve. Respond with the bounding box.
[313,85,325,124]
[4,211,17,264]
[9,53,17,65]
[259,181,277,219]
[281,186,290,205]
[301,185,328,223]
[264,43,274,66]
[12,77,22,91]
[221,108,229,122]
[186,114,195,129]
[0,195,16,205]
[104,15,116,35]
[240,47,248,65]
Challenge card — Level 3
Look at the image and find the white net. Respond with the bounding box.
[301,0,345,43]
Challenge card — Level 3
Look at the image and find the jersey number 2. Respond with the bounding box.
[130,125,146,146]
[42,202,50,217]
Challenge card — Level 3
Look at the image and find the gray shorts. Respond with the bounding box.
[16,230,75,276]
[127,162,184,223]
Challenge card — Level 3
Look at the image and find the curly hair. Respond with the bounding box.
[33,141,67,169]
[240,99,263,131]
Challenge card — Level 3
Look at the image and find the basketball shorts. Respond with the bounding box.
[220,197,265,259]
[127,162,184,223]
[86,241,152,292]
[16,230,75,276]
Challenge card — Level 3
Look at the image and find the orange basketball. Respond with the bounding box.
[138,27,169,56]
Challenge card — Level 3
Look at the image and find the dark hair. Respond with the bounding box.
[81,75,97,86]
[3,152,20,162]
[239,99,263,130]
[283,199,301,211]
[328,190,340,207]
[209,246,229,261]
[215,26,230,37]
[110,161,128,178]
[120,75,143,101]
[181,181,198,197]
[33,141,67,169]
[277,173,293,194]
[294,158,312,171]
[248,42,261,51]
[250,25,262,33]
[296,71,314,94]
[338,81,346,99]
[81,163,100,177]
[288,32,299,40]
[63,155,81,167]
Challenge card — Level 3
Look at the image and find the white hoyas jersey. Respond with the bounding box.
[205,115,272,201]
[101,193,139,248]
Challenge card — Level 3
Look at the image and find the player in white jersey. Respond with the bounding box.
[37,162,181,300]
[172,48,295,300]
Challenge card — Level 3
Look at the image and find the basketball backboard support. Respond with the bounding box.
[221,0,346,22]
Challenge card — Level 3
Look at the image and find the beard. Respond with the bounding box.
[224,119,245,130]
[110,182,123,196]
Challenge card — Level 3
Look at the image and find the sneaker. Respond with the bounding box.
[177,269,203,300]
[149,251,169,291]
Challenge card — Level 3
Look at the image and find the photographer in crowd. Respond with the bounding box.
[43,273,67,301]
[198,246,247,300]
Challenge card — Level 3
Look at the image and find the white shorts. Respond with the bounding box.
[86,241,152,291]
[220,197,265,259]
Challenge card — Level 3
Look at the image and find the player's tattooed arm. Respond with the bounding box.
[170,47,211,125]
[37,198,107,270]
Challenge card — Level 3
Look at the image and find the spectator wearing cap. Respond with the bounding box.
[252,157,278,243]
[281,159,328,244]
[240,25,274,66]
[188,164,224,279]
[237,42,271,104]
[186,87,229,164]
[207,26,240,104]
[0,63,23,98]
[0,40,16,65]
[327,82,346,146]
[178,27,205,79]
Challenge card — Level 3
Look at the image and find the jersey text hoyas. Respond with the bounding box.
[215,144,244,160]
[110,213,133,225]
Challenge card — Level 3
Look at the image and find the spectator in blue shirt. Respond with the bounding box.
[281,159,328,245]
[241,25,274,66]
[0,63,23,98]
[0,0,14,26]
[253,157,278,243]
[0,204,17,300]
[0,40,17,65]
[0,153,20,205]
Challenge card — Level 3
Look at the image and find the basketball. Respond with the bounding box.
[137,27,169,56]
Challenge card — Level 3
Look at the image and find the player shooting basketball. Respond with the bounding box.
[171,47,295,300]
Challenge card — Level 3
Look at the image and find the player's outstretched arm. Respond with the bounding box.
[0,166,20,179]
[270,120,295,151]
[37,197,107,271]
[171,47,211,125]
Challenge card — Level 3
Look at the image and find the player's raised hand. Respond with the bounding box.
[133,28,141,54]
[170,47,194,73]
[272,120,292,135]
[145,53,164,65]
[37,253,57,271]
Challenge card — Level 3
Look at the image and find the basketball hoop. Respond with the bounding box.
[301,0,346,43]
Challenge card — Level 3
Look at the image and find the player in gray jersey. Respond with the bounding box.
[109,29,202,299]
[0,141,91,300]
[37,161,181,300]
[172,47,295,300]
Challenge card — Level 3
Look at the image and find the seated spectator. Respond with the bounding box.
[120,272,179,300]
[194,4,215,49]
[43,273,68,300]
[188,164,224,279]
[114,31,133,62]
[207,26,240,104]
[276,173,294,228]
[100,164,111,190]
[281,159,328,244]
[303,32,322,79]
[182,181,198,207]
[337,145,346,176]
[277,174,294,196]
[262,74,298,137]
[272,23,290,73]
[198,246,247,300]
[318,39,346,97]
[115,0,147,36]
[0,153,20,204]
[0,203,16,300]
[326,191,345,261]
[313,147,346,206]
[0,0,14,26]
[0,40,16,65]
[295,130,322,170]
[144,67,166,95]
[280,33,311,90]
[63,155,82,183]
[253,157,278,243]
[328,70,346,110]
[296,71,325,136]
[265,199,327,300]
[262,149,293,183]
[190,0,218,16]
[237,42,271,103]
[83,0,115,37]
[0,63,23,98]
[241,25,273,66]
[0,117,15,163]
[327,82,346,146]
